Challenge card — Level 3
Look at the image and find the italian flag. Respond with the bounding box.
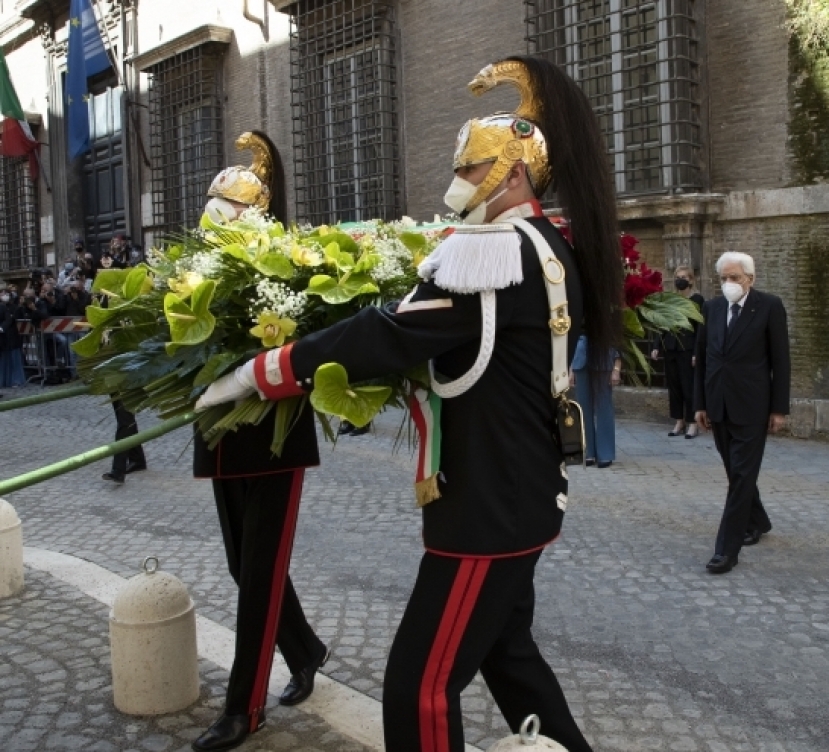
[410,388,444,507]
[0,49,39,179]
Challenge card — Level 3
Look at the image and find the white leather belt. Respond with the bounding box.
[505,217,570,397]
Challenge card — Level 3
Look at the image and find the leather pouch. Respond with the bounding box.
[556,393,586,466]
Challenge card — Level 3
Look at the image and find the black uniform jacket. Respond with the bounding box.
[193,402,320,479]
[694,288,790,425]
[292,218,583,556]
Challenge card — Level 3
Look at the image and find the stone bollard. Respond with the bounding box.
[488,715,569,751]
[0,498,24,598]
[109,556,200,714]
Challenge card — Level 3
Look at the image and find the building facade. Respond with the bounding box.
[1,0,827,434]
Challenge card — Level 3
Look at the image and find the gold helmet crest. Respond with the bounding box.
[454,60,552,215]
[207,131,274,211]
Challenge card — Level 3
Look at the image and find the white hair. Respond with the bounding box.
[715,251,755,276]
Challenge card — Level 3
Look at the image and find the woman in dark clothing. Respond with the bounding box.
[651,265,705,438]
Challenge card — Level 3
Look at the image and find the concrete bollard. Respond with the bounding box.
[0,498,24,598]
[109,556,200,715]
[488,715,569,751]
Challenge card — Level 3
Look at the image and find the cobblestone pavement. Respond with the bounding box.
[1,385,828,751]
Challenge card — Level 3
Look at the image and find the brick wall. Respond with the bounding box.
[397,0,525,220]
[707,0,791,191]
[712,215,829,399]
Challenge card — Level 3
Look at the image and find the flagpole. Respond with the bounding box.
[89,0,151,168]
[34,149,52,192]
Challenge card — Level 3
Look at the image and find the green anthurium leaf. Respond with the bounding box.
[267,222,286,238]
[312,231,359,255]
[92,268,131,296]
[305,273,379,304]
[221,243,255,265]
[623,307,645,337]
[323,242,356,271]
[84,303,116,328]
[122,267,152,300]
[252,252,294,279]
[353,251,381,274]
[71,327,105,357]
[164,285,216,346]
[190,280,217,318]
[194,351,245,387]
[399,231,427,254]
[309,362,391,427]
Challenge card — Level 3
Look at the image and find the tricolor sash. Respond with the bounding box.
[410,388,443,507]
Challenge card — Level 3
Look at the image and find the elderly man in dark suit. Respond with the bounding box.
[694,251,790,574]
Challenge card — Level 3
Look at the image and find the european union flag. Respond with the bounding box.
[66,0,111,160]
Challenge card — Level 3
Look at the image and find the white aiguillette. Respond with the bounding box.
[417,223,523,294]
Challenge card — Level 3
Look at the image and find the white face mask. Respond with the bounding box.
[204,197,241,224]
[721,281,745,303]
[443,176,508,225]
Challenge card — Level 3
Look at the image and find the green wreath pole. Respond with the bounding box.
[0,412,197,496]
[0,384,91,412]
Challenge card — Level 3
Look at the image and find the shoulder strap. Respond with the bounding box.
[504,217,571,396]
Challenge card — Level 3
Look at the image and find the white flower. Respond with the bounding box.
[250,278,308,320]
[237,207,272,232]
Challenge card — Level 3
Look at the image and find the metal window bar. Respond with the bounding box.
[147,46,225,237]
[525,0,701,197]
[0,155,40,273]
[289,0,401,225]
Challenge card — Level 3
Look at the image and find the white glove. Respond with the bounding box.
[195,359,257,410]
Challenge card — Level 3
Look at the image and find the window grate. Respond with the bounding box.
[525,0,702,197]
[147,45,225,236]
[289,0,401,225]
[0,155,40,273]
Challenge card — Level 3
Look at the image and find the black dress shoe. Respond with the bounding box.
[279,646,330,706]
[125,460,147,474]
[597,461,613,468]
[349,423,370,436]
[337,421,355,436]
[192,712,265,752]
[743,529,763,546]
[102,472,125,484]
[706,554,738,574]
[584,458,596,467]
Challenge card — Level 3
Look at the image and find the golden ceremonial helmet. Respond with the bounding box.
[207,131,274,211]
[454,59,552,214]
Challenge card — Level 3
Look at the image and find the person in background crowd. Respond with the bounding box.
[128,244,144,267]
[57,257,80,289]
[65,280,91,316]
[695,251,790,574]
[110,232,130,267]
[570,335,622,468]
[651,266,704,439]
[0,288,26,388]
[102,401,148,484]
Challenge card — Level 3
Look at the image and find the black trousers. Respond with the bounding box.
[665,350,695,423]
[383,550,593,752]
[711,418,773,557]
[214,471,325,727]
[111,400,145,475]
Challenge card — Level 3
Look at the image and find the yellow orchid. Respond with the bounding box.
[250,312,297,348]
[167,271,204,298]
[290,243,323,267]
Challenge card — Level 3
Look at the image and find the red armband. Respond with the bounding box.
[252,342,306,401]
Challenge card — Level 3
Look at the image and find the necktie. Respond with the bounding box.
[726,303,740,339]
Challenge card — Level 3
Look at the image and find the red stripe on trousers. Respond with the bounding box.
[247,469,305,731]
[419,558,490,752]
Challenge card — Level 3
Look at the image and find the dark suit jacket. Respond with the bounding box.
[694,288,790,425]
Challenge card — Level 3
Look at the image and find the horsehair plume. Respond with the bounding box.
[503,55,623,389]
[249,130,288,225]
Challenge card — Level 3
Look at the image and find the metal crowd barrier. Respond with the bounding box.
[15,317,88,385]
